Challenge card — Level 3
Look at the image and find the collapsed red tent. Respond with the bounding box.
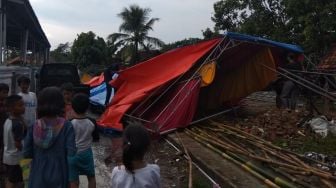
[98,39,221,131]
[98,32,304,134]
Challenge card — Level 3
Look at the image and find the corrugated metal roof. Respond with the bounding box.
[6,0,50,48]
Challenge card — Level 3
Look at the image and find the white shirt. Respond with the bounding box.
[111,164,161,188]
[3,119,23,165]
[18,92,37,127]
[71,118,95,153]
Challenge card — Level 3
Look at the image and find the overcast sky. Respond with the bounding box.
[29,0,218,49]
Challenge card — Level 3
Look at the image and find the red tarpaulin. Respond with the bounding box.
[98,38,221,131]
[139,79,201,134]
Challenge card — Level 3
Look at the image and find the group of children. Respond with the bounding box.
[0,76,161,188]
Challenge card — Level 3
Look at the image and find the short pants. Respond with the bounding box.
[68,148,95,181]
[5,164,23,183]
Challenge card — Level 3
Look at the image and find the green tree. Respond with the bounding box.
[202,28,221,40]
[50,43,71,63]
[212,0,289,41]
[211,0,336,60]
[71,31,107,68]
[106,34,124,64]
[109,4,164,65]
[283,0,336,57]
[161,38,202,52]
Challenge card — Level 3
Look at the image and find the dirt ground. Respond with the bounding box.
[78,135,210,188]
[78,91,336,187]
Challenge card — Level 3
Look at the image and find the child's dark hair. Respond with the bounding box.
[37,87,65,117]
[0,83,9,92]
[61,82,74,92]
[17,76,30,85]
[123,123,150,173]
[5,95,22,108]
[72,93,89,114]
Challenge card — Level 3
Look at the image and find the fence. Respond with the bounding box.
[0,65,38,94]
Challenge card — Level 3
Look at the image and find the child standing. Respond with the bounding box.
[68,94,97,188]
[0,83,9,125]
[3,95,26,188]
[0,83,9,187]
[61,82,75,120]
[111,124,161,188]
[17,76,37,128]
[23,87,76,188]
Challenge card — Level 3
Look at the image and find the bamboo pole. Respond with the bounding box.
[270,167,312,188]
[186,131,281,188]
[186,129,336,181]
[213,129,300,167]
[202,125,324,178]
[187,129,298,188]
[193,127,249,154]
[278,167,312,176]
[175,132,193,188]
[211,121,333,169]
[321,179,334,188]
[205,124,334,179]
[203,125,306,168]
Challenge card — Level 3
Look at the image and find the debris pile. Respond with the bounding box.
[234,109,308,141]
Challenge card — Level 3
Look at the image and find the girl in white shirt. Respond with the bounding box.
[111,124,161,188]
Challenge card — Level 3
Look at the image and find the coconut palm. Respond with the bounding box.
[108,4,164,65]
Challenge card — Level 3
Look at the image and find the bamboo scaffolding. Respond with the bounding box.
[195,127,299,167]
[175,132,193,188]
[186,129,298,188]
[321,179,334,188]
[185,131,281,188]
[186,128,336,182]
[210,121,333,169]
[207,125,333,178]
[270,167,312,188]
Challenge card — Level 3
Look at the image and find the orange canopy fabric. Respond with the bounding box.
[98,38,221,131]
[85,73,104,87]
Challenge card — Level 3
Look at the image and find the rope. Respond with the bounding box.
[137,75,185,117]
[164,138,221,187]
[123,113,152,123]
[303,54,316,70]
[137,37,227,118]
[153,38,232,122]
[129,84,164,115]
[278,67,336,99]
[190,107,240,125]
[288,69,336,76]
[261,64,336,101]
[324,75,336,91]
[158,79,201,128]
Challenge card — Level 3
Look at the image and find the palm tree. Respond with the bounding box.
[108,4,164,65]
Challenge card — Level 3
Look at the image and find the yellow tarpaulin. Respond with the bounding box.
[219,47,277,102]
[201,47,277,110]
[199,61,216,87]
[80,73,92,84]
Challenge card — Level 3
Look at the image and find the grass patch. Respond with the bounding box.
[193,178,212,188]
[273,135,336,156]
